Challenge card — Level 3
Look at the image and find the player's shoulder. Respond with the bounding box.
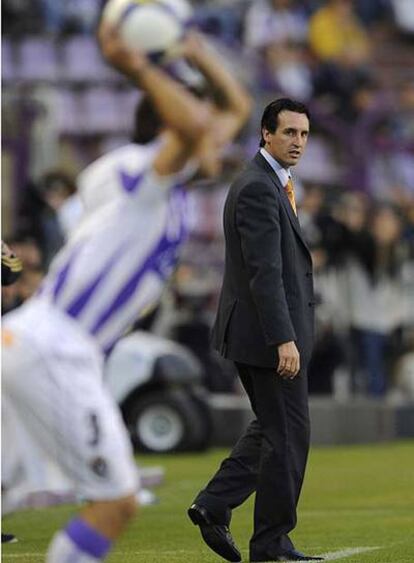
[79,143,149,182]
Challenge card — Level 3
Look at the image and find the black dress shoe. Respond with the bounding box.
[188,503,241,562]
[1,534,18,544]
[251,548,323,561]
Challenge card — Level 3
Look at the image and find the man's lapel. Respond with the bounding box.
[253,152,311,256]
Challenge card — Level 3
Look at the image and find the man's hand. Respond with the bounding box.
[277,341,300,379]
[97,21,148,79]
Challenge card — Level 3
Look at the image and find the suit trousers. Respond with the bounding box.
[194,362,310,557]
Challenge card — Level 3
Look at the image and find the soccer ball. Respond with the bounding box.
[102,0,193,59]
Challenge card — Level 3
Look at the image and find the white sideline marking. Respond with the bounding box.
[319,546,381,560]
[302,508,404,517]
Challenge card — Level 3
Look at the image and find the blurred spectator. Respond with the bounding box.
[311,74,390,192]
[299,185,349,394]
[309,0,371,65]
[354,0,394,30]
[370,79,414,200]
[307,241,347,395]
[193,2,244,46]
[310,191,370,268]
[40,169,83,239]
[391,79,414,145]
[3,0,101,35]
[342,202,406,396]
[2,0,43,35]
[16,170,82,266]
[162,264,238,393]
[244,0,313,99]
[298,183,326,248]
[301,191,410,397]
[245,0,308,50]
[314,68,381,122]
[309,0,375,117]
[41,0,101,34]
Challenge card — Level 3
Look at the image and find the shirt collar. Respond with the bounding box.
[260,148,291,187]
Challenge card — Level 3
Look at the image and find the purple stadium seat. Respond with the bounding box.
[2,39,16,83]
[17,37,60,82]
[61,36,115,82]
[80,87,122,133]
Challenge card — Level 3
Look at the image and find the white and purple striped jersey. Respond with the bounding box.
[35,142,193,354]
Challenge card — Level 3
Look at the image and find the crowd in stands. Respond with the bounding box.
[2,0,414,400]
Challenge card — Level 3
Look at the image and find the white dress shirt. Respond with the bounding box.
[260,147,291,188]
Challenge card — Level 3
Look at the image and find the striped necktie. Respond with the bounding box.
[284,178,297,215]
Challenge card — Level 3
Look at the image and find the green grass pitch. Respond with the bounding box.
[2,441,414,562]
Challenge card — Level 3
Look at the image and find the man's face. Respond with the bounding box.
[262,110,309,168]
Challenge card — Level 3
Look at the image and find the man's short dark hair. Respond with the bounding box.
[260,98,310,147]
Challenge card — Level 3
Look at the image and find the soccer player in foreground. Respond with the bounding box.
[1,20,250,563]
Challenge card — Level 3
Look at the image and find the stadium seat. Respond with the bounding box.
[1,39,16,83]
[16,37,60,82]
[61,36,116,82]
[80,87,122,133]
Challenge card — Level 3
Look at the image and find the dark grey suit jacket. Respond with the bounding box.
[211,152,315,369]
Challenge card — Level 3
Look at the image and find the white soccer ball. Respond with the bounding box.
[102,0,193,59]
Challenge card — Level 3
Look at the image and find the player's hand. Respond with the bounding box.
[179,30,208,64]
[277,341,300,379]
[97,21,148,78]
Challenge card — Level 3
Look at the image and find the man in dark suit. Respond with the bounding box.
[188,99,323,562]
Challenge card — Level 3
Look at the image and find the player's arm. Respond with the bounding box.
[98,23,210,175]
[182,32,252,146]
